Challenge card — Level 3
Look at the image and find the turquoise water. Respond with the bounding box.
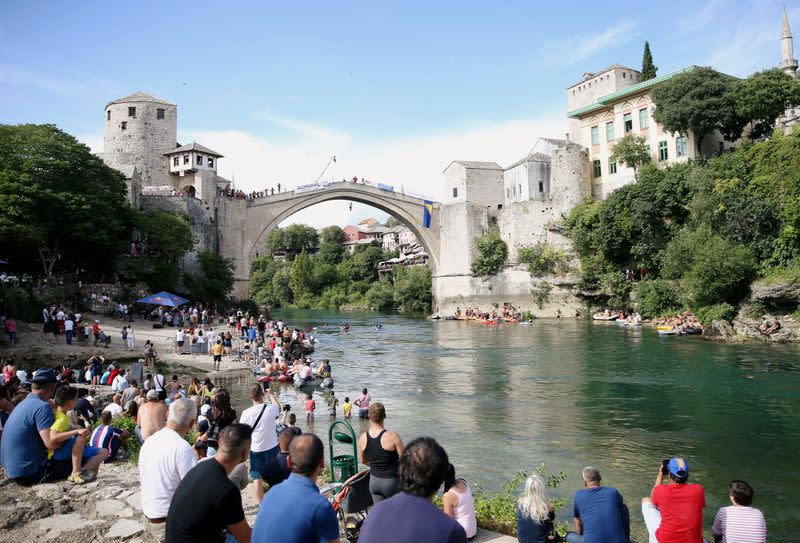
[220,309,800,541]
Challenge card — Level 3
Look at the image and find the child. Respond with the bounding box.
[50,386,108,484]
[90,410,129,463]
[327,391,339,417]
[305,393,315,422]
[342,397,352,419]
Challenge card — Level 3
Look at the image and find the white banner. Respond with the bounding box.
[294,180,330,194]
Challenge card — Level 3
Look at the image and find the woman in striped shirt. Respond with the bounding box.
[712,480,766,543]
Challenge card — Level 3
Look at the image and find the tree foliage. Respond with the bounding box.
[471,231,508,277]
[184,251,235,304]
[609,134,651,180]
[651,67,745,152]
[733,69,800,138]
[0,124,130,275]
[267,224,318,259]
[641,41,658,81]
[518,243,568,276]
[136,210,194,263]
[317,225,346,265]
[289,251,316,300]
[393,266,432,313]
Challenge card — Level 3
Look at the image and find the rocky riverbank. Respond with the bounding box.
[0,460,515,543]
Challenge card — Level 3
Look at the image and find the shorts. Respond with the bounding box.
[213,354,222,363]
[8,332,16,342]
[359,408,369,419]
[249,445,278,479]
[177,340,184,347]
[52,436,103,461]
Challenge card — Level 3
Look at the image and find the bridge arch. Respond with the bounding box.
[240,183,441,291]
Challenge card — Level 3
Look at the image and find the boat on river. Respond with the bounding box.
[658,328,679,336]
[294,374,334,389]
[593,313,618,321]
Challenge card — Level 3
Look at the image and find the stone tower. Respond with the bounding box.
[101,92,178,187]
[781,8,799,78]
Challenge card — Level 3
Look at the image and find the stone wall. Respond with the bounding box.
[139,195,217,275]
[432,267,582,317]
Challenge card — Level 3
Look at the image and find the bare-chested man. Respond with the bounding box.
[138,389,169,441]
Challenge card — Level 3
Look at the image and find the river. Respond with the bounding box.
[217,309,800,541]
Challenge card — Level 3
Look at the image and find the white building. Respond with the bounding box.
[442,161,504,211]
[567,65,738,197]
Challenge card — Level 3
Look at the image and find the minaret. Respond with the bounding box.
[781,7,799,78]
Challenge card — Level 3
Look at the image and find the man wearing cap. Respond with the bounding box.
[0,368,80,485]
[641,457,705,543]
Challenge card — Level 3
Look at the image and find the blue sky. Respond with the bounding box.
[0,0,792,225]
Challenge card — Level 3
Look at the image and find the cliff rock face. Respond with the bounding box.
[750,281,800,304]
[703,320,739,342]
[732,316,800,343]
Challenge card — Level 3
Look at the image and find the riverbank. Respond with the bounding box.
[0,461,515,542]
[0,314,254,377]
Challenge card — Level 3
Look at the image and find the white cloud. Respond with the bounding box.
[568,20,637,64]
[0,65,112,95]
[180,113,567,227]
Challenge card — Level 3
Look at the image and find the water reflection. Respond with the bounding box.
[217,310,799,542]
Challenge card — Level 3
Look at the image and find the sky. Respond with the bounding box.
[0,0,794,226]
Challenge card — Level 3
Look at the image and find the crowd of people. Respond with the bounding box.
[0,354,770,543]
[218,185,283,200]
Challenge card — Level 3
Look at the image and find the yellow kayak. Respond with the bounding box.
[656,325,674,331]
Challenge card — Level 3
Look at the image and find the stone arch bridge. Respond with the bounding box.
[216,181,441,298]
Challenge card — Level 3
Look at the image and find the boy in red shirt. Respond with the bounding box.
[641,457,705,543]
[305,394,315,422]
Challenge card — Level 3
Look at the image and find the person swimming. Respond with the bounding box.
[375,323,382,331]
[343,323,350,333]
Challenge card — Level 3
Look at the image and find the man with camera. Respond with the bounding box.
[641,457,705,543]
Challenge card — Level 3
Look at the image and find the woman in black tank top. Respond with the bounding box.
[358,402,405,504]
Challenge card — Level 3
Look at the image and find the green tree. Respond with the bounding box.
[350,244,386,282]
[517,243,568,276]
[185,251,235,304]
[634,279,682,318]
[0,124,130,275]
[318,225,346,265]
[651,67,746,153]
[393,266,432,313]
[267,224,318,259]
[609,134,651,180]
[136,210,194,263]
[471,231,508,277]
[641,41,658,81]
[384,216,402,227]
[733,69,800,138]
[365,280,396,311]
[289,251,316,300]
[271,266,293,306]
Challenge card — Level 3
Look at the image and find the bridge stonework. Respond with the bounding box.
[215,182,441,299]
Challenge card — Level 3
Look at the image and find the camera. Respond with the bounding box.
[283,404,291,412]
[661,459,670,476]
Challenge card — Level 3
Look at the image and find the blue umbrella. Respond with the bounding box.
[136,291,189,308]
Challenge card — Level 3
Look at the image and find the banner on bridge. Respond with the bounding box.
[294,180,330,194]
[377,182,395,192]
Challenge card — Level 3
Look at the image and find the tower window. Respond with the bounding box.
[452,187,458,198]
[173,157,179,167]
[538,181,544,193]
[183,154,189,165]
[157,108,165,119]
[120,121,127,130]
[196,154,203,165]
[107,110,111,121]
[208,158,214,168]
[128,107,136,117]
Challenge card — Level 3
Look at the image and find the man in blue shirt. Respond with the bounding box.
[0,368,76,486]
[566,467,629,543]
[359,437,467,543]
[252,434,340,543]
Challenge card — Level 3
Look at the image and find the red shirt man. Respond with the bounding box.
[642,457,705,543]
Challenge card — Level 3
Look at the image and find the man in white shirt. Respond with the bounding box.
[154,372,167,401]
[175,329,185,354]
[103,394,124,418]
[238,385,281,503]
[138,398,197,543]
[64,317,74,345]
[111,369,129,394]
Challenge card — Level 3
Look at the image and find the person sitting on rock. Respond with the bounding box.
[49,385,109,484]
[759,317,781,335]
[90,410,129,462]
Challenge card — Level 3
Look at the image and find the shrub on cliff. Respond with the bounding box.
[518,243,568,276]
[634,279,683,318]
[695,303,737,325]
[471,231,508,278]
